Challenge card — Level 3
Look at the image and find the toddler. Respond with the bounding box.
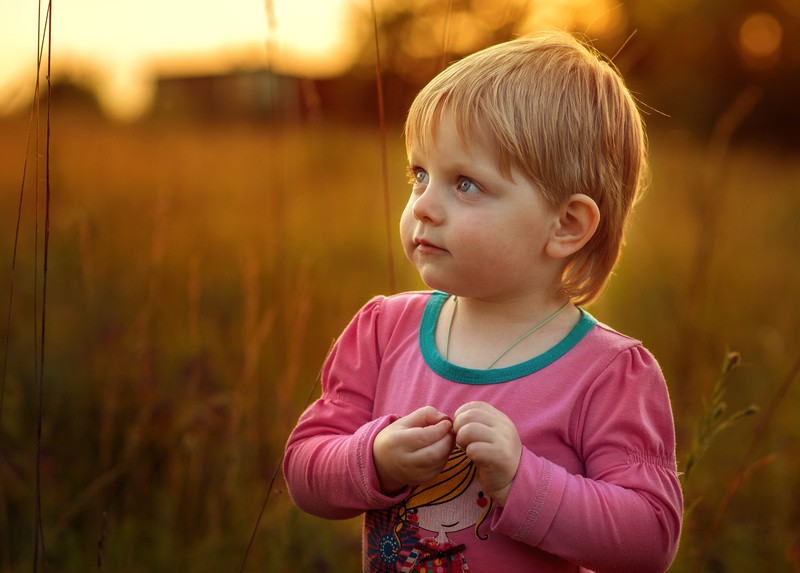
[284,29,683,572]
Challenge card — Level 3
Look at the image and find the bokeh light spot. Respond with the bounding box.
[738,12,783,68]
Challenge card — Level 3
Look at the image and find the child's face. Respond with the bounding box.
[400,113,561,300]
[413,476,488,536]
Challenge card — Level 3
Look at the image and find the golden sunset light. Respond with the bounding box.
[0,0,634,119]
[0,0,356,118]
[2,0,800,571]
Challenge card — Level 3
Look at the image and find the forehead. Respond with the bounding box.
[407,113,492,173]
[407,105,487,156]
[407,106,518,184]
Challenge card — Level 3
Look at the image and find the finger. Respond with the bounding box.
[401,406,451,429]
[460,440,502,466]
[402,432,455,484]
[420,417,454,443]
[414,430,455,465]
[453,401,493,420]
[454,421,496,450]
[453,403,500,434]
[403,418,454,450]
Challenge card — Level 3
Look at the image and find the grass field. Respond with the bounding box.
[1,107,799,571]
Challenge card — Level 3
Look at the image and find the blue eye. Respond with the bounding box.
[409,168,429,186]
[457,178,480,194]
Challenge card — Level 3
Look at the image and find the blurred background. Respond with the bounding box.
[0,0,798,571]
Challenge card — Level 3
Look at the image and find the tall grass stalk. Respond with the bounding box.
[694,352,800,569]
[439,0,454,71]
[32,1,54,571]
[370,0,396,295]
[683,351,758,482]
[1,105,34,429]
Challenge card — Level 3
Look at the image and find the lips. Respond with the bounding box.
[414,237,447,254]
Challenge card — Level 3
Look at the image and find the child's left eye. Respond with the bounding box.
[457,178,480,194]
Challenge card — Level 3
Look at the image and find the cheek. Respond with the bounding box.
[399,204,416,250]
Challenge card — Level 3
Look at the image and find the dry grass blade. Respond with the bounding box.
[439,0,454,71]
[0,106,36,427]
[32,1,54,571]
[1,0,57,429]
[370,0,396,294]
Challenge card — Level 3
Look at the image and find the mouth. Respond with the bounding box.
[414,237,446,254]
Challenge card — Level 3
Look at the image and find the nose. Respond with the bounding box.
[411,185,443,223]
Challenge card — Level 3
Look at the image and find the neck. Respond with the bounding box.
[455,291,571,324]
[438,291,579,370]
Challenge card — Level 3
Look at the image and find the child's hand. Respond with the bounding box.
[373,406,454,494]
[453,401,522,506]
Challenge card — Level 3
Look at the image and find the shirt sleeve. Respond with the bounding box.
[490,345,683,573]
[282,297,411,520]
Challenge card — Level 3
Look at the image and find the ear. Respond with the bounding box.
[545,194,600,260]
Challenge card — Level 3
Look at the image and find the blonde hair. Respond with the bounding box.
[404,30,648,306]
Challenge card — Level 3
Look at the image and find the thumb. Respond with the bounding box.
[402,407,453,450]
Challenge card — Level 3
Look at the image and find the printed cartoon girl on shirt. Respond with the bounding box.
[367,447,492,572]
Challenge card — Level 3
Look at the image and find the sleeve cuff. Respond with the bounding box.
[348,414,412,509]
[490,448,567,546]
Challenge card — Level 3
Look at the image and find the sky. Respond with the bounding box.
[0,0,357,119]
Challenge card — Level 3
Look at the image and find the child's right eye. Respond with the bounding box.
[408,167,429,186]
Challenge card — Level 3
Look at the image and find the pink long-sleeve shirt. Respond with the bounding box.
[284,291,683,572]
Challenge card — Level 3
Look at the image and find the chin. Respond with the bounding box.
[415,272,448,293]
[423,281,466,298]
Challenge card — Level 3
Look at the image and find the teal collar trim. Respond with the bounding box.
[420,291,597,385]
